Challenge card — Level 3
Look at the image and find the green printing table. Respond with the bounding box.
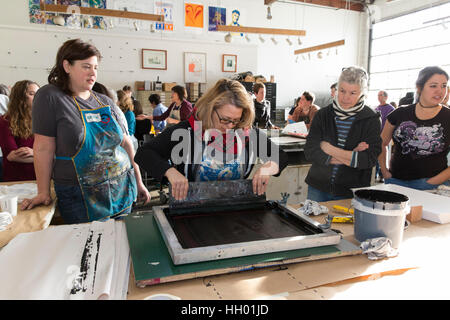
[124,210,362,287]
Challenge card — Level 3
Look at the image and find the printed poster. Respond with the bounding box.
[184,3,204,28]
[155,1,174,31]
[208,6,226,31]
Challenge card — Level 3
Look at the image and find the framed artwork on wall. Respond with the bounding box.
[142,49,167,70]
[222,54,237,73]
[184,52,207,83]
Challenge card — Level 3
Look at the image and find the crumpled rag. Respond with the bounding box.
[360,237,398,260]
[298,200,329,216]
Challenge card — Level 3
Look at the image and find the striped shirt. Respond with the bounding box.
[330,116,357,182]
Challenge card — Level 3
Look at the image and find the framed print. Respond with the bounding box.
[142,49,167,70]
[184,52,207,83]
[184,3,204,28]
[222,54,237,73]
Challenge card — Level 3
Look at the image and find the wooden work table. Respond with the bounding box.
[2,187,450,299]
[0,181,57,248]
[127,199,450,300]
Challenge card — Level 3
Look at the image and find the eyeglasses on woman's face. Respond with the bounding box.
[214,108,241,126]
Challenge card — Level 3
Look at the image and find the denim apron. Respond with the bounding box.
[56,93,137,222]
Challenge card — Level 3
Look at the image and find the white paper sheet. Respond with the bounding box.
[0,220,130,300]
[281,121,308,136]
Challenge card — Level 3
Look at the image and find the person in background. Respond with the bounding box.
[21,38,150,224]
[0,93,9,181]
[133,99,152,143]
[135,78,288,200]
[252,82,279,129]
[0,84,10,97]
[122,85,138,106]
[398,92,414,106]
[117,89,138,152]
[379,66,450,190]
[146,85,193,127]
[287,91,319,130]
[390,101,398,109]
[330,82,337,98]
[0,80,39,182]
[148,93,167,133]
[376,91,395,129]
[304,66,381,201]
[374,90,395,182]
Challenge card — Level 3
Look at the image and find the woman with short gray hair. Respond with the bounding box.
[304,66,382,201]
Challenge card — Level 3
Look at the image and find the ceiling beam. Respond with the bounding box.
[294,39,345,54]
[217,25,306,36]
[264,0,365,12]
[39,0,164,22]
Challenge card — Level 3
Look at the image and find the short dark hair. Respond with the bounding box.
[148,93,161,105]
[302,91,315,103]
[253,82,265,94]
[330,82,337,90]
[48,38,102,95]
[172,85,187,100]
[122,85,132,92]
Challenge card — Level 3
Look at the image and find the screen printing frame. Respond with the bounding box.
[153,203,341,265]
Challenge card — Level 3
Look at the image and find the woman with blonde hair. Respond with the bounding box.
[0,80,39,181]
[135,78,288,200]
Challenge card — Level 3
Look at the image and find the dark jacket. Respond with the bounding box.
[304,104,382,197]
[253,99,274,129]
[152,99,193,122]
[135,119,288,183]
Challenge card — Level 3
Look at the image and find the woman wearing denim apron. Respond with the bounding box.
[21,39,150,224]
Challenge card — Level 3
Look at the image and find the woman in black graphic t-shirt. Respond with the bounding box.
[379,66,450,190]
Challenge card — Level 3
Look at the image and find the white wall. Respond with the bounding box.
[0,0,367,108]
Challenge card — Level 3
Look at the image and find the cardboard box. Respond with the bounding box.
[163,82,177,92]
[135,81,145,91]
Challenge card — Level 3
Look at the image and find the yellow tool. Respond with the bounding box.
[332,205,354,215]
[331,215,354,223]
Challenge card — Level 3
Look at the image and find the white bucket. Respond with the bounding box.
[352,189,410,249]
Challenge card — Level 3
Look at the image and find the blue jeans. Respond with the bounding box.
[307,186,348,202]
[54,183,132,224]
[54,183,90,224]
[385,177,450,191]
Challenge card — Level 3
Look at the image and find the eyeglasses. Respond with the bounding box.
[214,109,241,126]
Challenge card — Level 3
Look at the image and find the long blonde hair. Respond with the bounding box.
[117,89,134,113]
[6,80,39,139]
[195,79,254,130]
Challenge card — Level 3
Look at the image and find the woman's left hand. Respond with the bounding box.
[137,183,151,204]
[252,170,270,196]
[252,161,279,195]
